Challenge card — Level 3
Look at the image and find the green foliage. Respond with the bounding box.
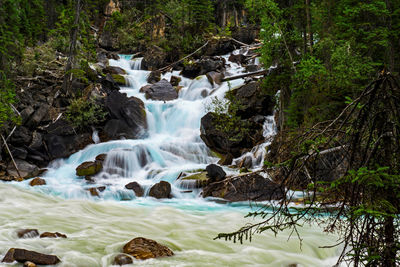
[0,71,17,129]
[66,98,107,130]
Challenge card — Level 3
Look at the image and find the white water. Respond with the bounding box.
[0,52,343,266]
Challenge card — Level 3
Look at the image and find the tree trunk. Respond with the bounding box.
[62,0,81,96]
[305,0,313,54]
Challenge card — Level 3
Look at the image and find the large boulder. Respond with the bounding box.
[142,46,167,71]
[100,73,121,93]
[148,181,172,199]
[76,161,102,177]
[44,133,93,160]
[230,82,274,119]
[10,126,32,146]
[200,112,264,157]
[123,237,174,260]
[202,173,284,202]
[180,57,225,79]
[205,164,226,183]
[6,159,39,179]
[104,66,126,75]
[104,91,147,139]
[142,79,178,101]
[2,248,60,265]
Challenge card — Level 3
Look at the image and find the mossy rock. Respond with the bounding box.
[111,74,126,85]
[76,161,102,177]
[181,172,208,181]
[181,172,209,188]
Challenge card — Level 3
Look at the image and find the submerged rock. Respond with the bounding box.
[2,248,60,265]
[17,229,39,239]
[125,182,144,197]
[142,79,178,101]
[40,232,67,238]
[149,181,172,199]
[113,254,133,265]
[202,173,284,202]
[29,177,46,187]
[76,161,102,177]
[123,237,174,260]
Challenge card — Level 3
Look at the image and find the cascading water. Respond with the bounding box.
[0,50,344,266]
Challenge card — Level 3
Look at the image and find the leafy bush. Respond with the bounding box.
[66,98,107,130]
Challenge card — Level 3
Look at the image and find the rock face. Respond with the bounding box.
[29,177,46,186]
[148,181,172,199]
[180,57,225,79]
[141,79,178,101]
[123,237,174,260]
[76,161,102,177]
[205,164,226,183]
[2,248,60,265]
[113,254,133,265]
[40,232,67,238]
[203,173,284,202]
[200,112,264,157]
[125,182,144,197]
[104,91,147,139]
[231,82,274,119]
[17,229,39,239]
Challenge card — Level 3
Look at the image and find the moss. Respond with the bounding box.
[76,161,102,176]
[182,172,208,182]
[112,74,126,85]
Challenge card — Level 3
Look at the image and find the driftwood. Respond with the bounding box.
[157,41,210,72]
[1,134,21,178]
[222,69,267,82]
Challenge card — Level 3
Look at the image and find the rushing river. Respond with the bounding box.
[0,52,342,266]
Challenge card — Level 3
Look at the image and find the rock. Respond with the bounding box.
[99,26,118,51]
[44,119,75,136]
[113,254,133,266]
[44,133,93,160]
[238,155,253,169]
[17,229,39,239]
[6,159,39,179]
[23,261,37,267]
[148,181,172,199]
[245,64,261,72]
[2,248,60,265]
[104,91,147,139]
[20,106,35,124]
[87,186,106,197]
[10,126,32,146]
[147,70,162,84]
[111,74,126,86]
[206,71,224,86]
[142,46,167,71]
[179,172,209,188]
[205,164,226,183]
[9,146,28,160]
[169,76,181,86]
[203,38,236,56]
[97,48,120,65]
[123,237,174,260]
[100,73,120,93]
[228,54,246,65]
[231,82,274,119]
[125,182,144,197]
[40,232,67,238]
[143,79,178,101]
[95,154,107,162]
[76,161,102,177]
[232,25,259,45]
[29,177,46,186]
[203,173,284,202]
[104,66,126,75]
[139,84,151,94]
[180,57,225,79]
[218,154,233,165]
[200,112,264,157]
[29,131,43,150]
[26,104,50,128]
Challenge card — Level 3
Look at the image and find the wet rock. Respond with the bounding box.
[95,154,107,162]
[113,254,133,265]
[76,161,102,177]
[123,237,174,260]
[7,159,39,179]
[218,153,233,166]
[147,70,161,84]
[231,81,274,119]
[17,229,39,239]
[29,177,46,186]
[228,54,246,65]
[23,261,37,267]
[142,46,167,71]
[205,164,226,183]
[169,76,181,86]
[104,66,126,75]
[40,232,67,238]
[2,248,60,265]
[87,186,106,197]
[111,74,126,86]
[179,172,209,188]
[180,57,225,79]
[238,155,253,169]
[149,181,172,199]
[200,112,264,157]
[125,182,144,197]
[206,71,224,86]
[143,79,178,101]
[203,173,284,202]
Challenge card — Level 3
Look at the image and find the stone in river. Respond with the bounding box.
[113,254,133,265]
[2,248,60,265]
[123,237,174,260]
[148,181,172,199]
[17,229,39,239]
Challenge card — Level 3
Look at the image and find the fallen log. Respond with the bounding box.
[222,69,267,82]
